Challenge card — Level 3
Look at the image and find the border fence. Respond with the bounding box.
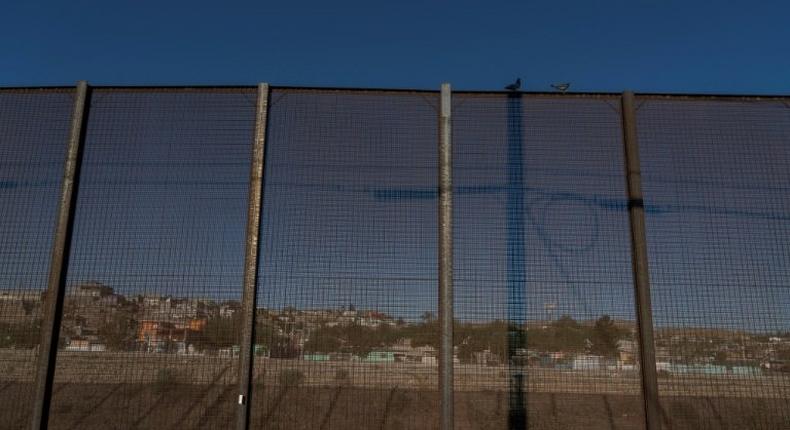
[0,83,788,430]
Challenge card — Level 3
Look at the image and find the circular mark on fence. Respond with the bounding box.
[536,195,600,254]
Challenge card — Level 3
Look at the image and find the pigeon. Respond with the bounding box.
[550,83,571,93]
[505,78,521,91]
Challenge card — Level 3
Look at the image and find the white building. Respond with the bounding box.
[572,354,603,371]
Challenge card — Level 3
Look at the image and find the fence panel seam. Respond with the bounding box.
[621,91,661,430]
[235,83,270,430]
[31,80,90,430]
[438,82,454,430]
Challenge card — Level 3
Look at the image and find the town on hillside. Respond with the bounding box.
[0,283,788,376]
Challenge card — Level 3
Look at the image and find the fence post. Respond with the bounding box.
[31,80,90,430]
[235,83,270,430]
[620,91,661,430]
[438,82,454,430]
[505,91,527,430]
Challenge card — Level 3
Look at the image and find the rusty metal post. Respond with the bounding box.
[235,83,270,430]
[621,91,661,430]
[31,81,90,430]
[438,82,454,430]
[505,91,527,430]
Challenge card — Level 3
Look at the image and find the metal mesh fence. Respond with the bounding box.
[0,85,789,430]
[451,93,643,429]
[250,89,440,429]
[0,89,74,429]
[637,97,790,429]
[47,89,256,429]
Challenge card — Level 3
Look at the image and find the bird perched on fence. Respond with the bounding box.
[550,83,571,93]
[505,78,521,91]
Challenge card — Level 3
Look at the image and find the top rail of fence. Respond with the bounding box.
[1,84,789,101]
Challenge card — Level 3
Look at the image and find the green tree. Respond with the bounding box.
[99,313,136,350]
[405,320,439,349]
[0,321,41,349]
[254,321,281,344]
[590,315,624,358]
[420,311,436,323]
[303,328,342,353]
[525,315,587,353]
[195,314,241,350]
[455,321,508,363]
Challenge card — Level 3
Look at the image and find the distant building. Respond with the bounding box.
[654,346,671,361]
[572,354,603,371]
[472,350,501,366]
[304,354,330,361]
[422,356,437,366]
[365,351,395,363]
[65,338,107,352]
[387,339,438,364]
[142,295,162,308]
[0,291,41,302]
[219,302,240,318]
[254,344,269,357]
[218,346,238,358]
[617,340,637,364]
[762,360,788,372]
[328,352,355,362]
[137,319,206,353]
[731,366,761,376]
[73,282,114,298]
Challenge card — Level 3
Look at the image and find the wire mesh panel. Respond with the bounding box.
[46,88,256,429]
[637,97,790,429]
[4,84,790,430]
[249,89,439,429]
[452,93,645,429]
[0,89,74,429]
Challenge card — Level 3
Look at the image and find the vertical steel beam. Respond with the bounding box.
[621,91,661,430]
[31,80,90,430]
[505,92,527,430]
[438,82,454,430]
[236,83,270,430]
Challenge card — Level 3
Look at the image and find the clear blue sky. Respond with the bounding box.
[3,0,790,93]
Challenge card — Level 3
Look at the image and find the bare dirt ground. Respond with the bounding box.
[1,383,788,429]
[1,350,788,429]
